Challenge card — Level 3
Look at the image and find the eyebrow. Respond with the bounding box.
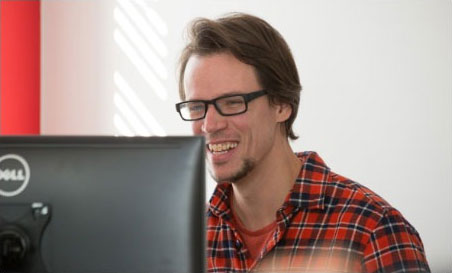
[187,91,245,101]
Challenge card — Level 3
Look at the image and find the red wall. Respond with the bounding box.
[0,0,40,135]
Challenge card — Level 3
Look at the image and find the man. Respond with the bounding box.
[175,13,430,273]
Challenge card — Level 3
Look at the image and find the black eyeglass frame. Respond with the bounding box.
[175,89,267,121]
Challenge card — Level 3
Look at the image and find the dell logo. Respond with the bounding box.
[0,169,26,181]
[0,154,30,197]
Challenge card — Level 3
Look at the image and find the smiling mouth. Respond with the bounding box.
[208,142,238,154]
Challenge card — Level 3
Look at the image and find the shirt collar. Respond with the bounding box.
[287,151,330,210]
[208,151,330,217]
[208,182,232,219]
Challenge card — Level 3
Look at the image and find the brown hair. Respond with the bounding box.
[178,13,301,140]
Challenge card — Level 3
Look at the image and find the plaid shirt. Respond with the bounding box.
[207,151,430,273]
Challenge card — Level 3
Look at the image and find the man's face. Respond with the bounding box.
[183,53,288,183]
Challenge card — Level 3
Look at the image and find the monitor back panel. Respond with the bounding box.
[0,136,205,273]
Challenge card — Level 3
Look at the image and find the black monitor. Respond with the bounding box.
[0,136,205,273]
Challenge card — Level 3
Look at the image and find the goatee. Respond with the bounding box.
[210,159,255,183]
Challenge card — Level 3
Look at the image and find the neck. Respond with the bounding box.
[231,137,301,231]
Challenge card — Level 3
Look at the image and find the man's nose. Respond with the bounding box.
[201,104,227,133]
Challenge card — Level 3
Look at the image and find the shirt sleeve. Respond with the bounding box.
[362,208,430,273]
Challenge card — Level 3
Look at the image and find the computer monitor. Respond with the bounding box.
[0,136,205,273]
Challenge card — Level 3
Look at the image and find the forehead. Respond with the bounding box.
[183,53,261,100]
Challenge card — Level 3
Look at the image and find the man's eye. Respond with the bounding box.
[223,98,244,106]
[227,100,243,105]
[188,104,204,112]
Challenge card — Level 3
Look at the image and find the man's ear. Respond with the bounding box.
[275,103,292,123]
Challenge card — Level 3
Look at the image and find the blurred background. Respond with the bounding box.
[1,0,451,271]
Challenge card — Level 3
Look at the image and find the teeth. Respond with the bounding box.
[208,142,238,153]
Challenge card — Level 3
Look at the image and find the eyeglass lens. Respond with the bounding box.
[180,95,247,120]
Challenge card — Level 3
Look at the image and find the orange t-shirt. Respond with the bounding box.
[231,204,277,261]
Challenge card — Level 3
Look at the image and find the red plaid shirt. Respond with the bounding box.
[207,152,430,272]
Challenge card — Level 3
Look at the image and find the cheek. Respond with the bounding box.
[230,115,249,134]
[247,112,277,145]
[191,121,203,135]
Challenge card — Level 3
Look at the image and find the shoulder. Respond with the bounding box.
[298,151,417,232]
[326,171,392,217]
[297,151,393,219]
[325,170,419,232]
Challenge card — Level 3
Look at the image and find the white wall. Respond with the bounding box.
[41,0,451,271]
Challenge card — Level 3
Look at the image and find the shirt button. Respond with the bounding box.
[235,240,241,248]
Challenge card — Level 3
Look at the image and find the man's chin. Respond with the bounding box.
[207,168,230,184]
[207,161,232,182]
[208,159,255,183]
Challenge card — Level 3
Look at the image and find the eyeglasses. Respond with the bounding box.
[176,90,267,121]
